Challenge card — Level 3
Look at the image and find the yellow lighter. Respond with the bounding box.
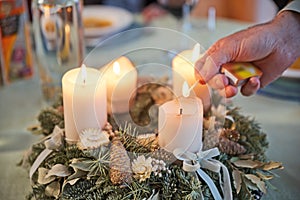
[221,62,263,86]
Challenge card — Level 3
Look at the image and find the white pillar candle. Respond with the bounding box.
[101,56,137,114]
[62,65,107,143]
[172,44,211,111]
[158,83,203,153]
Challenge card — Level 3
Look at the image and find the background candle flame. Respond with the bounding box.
[113,61,121,75]
[182,81,190,97]
[44,6,50,17]
[192,43,200,63]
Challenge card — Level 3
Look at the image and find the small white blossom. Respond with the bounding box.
[131,155,153,182]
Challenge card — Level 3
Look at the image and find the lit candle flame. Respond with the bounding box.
[182,80,199,98]
[81,64,87,84]
[44,6,51,17]
[65,23,70,34]
[182,81,190,97]
[192,43,200,63]
[113,61,121,75]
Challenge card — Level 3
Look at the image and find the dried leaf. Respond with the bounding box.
[232,159,263,169]
[243,176,258,191]
[245,174,267,194]
[230,157,239,163]
[64,178,80,186]
[238,154,255,160]
[38,168,56,185]
[256,171,273,180]
[44,126,64,150]
[70,159,95,172]
[46,164,71,178]
[45,181,61,198]
[232,169,242,194]
[67,169,87,181]
[262,161,283,171]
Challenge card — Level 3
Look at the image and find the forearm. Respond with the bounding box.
[271,10,300,64]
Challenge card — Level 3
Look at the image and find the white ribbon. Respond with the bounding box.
[29,126,64,181]
[173,147,232,200]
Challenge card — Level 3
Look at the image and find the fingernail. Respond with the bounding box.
[250,78,258,87]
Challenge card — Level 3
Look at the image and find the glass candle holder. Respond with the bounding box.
[31,0,85,103]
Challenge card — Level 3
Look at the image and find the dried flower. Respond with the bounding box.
[137,133,159,151]
[78,128,110,149]
[211,104,226,119]
[131,155,153,182]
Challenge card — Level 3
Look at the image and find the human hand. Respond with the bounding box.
[195,11,300,97]
[142,0,186,23]
[142,3,167,23]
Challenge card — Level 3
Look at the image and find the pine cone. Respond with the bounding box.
[218,136,246,155]
[109,137,132,185]
[202,130,220,150]
[220,128,240,142]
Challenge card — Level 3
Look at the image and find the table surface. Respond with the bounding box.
[1,14,300,200]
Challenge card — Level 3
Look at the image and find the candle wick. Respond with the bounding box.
[179,108,183,115]
[81,64,87,85]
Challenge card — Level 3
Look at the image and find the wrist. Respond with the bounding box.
[272,10,300,61]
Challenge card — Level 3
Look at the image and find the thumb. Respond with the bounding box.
[195,50,232,83]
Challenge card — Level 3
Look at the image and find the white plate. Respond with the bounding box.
[282,68,300,78]
[82,5,133,38]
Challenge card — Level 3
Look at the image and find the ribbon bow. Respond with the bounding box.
[173,147,232,200]
[29,126,64,181]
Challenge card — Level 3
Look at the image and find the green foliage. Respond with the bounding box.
[117,123,154,154]
[227,107,268,161]
[38,108,64,135]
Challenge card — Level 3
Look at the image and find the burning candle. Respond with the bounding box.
[62,64,107,143]
[58,23,71,63]
[40,5,62,51]
[101,56,137,114]
[172,43,211,111]
[158,81,203,153]
[41,6,55,40]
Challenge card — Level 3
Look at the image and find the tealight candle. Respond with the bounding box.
[158,82,203,153]
[101,56,137,114]
[62,64,107,143]
[172,44,211,111]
